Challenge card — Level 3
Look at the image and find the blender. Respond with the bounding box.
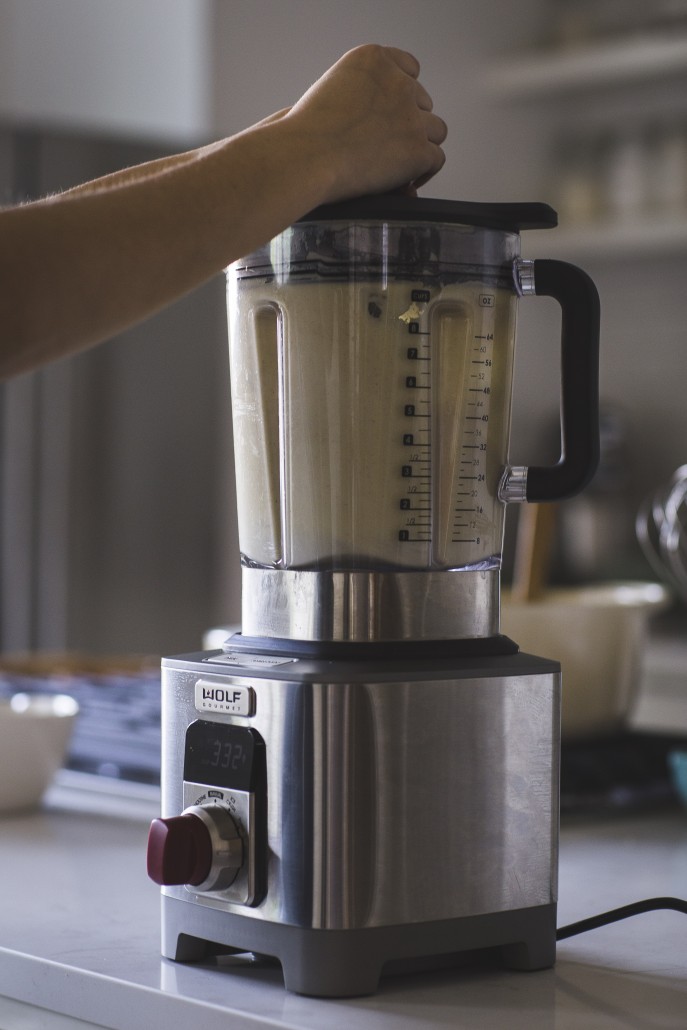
[147,196,600,996]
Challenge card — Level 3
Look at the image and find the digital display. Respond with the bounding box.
[184,720,263,791]
[205,737,247,773]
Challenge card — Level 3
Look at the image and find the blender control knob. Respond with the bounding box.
[147,812,212,886]
[147,803,243,891]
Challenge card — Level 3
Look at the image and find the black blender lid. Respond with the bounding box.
[299,195,558,232]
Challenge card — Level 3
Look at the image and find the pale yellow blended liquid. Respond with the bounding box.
[228,276,517,571]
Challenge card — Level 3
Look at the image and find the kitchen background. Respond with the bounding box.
[1,0,687,659]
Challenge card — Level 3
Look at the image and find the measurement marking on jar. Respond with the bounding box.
[399,294,499,555]
[451,322,496,550]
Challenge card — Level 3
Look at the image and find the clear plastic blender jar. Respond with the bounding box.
[226,197,599,642]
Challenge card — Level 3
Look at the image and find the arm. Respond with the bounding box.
[0,45,446,380]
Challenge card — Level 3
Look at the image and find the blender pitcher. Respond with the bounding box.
[226,196,599,645]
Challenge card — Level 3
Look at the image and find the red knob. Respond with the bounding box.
[147,813,213,886]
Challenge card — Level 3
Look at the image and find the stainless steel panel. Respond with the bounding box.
[161,657,559,931]
[241,567,500,641]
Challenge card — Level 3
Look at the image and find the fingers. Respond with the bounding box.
[411,150,446,192]
[383,46,421,78]
[383,45,448,192]
[382,46,447,166]
[425,111,448,146]
[382,47,446,149]
[415,82,434,113]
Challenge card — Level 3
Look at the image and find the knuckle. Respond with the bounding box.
[349,42,386,63]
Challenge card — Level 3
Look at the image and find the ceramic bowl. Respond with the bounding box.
[501,581,670,738]
[0,693,79,813]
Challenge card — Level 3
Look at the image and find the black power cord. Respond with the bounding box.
[557,897,687,941]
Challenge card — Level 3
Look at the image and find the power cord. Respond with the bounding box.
[557,897,687,941]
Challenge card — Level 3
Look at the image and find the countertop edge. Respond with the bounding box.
[0,945,275,1030]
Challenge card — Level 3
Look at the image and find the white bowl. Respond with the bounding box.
[501,582,670,738]
[0,693,79,813]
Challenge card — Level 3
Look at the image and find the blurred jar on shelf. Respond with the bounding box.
[551,120,687,225]
[646,120,687,214]
[553,132,606,225]
[604,125,651,222]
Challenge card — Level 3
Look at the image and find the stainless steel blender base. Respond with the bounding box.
[158,649,560,996]
[161,896,557,997]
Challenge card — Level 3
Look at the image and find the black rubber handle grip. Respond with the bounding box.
[525,259,600,502]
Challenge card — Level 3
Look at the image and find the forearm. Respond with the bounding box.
[60,147,203,196]
[61,110,289,198]
[0,119,333,379]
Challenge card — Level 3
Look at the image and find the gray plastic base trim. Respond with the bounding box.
[161,896,557,997]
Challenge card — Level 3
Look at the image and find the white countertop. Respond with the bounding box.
[1,775,686,1030]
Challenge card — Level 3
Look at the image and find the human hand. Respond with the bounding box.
[284,44,447,203]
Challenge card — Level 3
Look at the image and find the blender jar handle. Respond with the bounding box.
[499,258,600,503]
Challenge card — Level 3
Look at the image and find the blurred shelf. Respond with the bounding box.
[522,215,687,260]
[488,32,687,97]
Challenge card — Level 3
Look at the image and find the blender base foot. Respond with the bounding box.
[161,896,557,997]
